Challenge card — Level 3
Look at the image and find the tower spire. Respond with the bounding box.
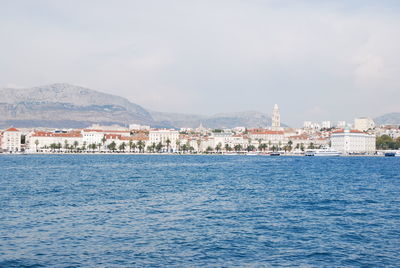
[272,104,280,129]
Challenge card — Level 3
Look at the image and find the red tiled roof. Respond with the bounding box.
[105,134,122,139]
[32,131,82,138]
[332,129,363,134]
[119,136,148,141]
[5,127,19,132]
[83,129,130,133]
[249,130,284,135]
[288,135,309,140]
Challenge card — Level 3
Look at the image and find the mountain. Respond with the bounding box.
[0,83,154,128]
[0,83,274,129]
[149,110,272,129]
[374,113,400,125]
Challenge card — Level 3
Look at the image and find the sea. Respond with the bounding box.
[0,155,399,267]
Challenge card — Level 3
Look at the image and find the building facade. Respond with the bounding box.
[331,129,376,154]
[354,117,375,132]
[1,128,22,152]
[149,129,179,152]
[272,104,281,129]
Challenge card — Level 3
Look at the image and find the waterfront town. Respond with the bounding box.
[1,105,399,156]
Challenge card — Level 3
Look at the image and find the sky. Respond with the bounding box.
[1,0,399,126]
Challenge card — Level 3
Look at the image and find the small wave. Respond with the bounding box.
[0,259,44,268]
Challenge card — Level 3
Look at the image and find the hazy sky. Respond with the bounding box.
[1,0,399,126]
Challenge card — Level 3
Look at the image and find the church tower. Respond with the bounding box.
[272,104,280,129]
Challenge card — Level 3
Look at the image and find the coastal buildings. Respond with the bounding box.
[149,129,179,152]
[354,117,375,132]
[321,121,332,129]
[331,129,376,154]
[211,132,247,151]
[337,121,347,128]
[1,104,384,154]
[248,129,286,145]
[27,131,83,152]
[1,127,22,152]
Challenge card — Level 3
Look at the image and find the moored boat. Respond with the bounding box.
[270,152,280,156]
[305,147,341,156]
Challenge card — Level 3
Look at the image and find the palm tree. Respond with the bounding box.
[150,142,156,153]
[128,140,134,152]
[234,144,242,152]
[247,144,255,152]
[34,139,39,152]
[206,146,213,153]
[132,141,137,153]
[224,144,232,152]
[97,142,102,152]
[50,143,56,152]
[137,141,145,153]
[156,142,163,153]
[101,135,107,150]
[196,139,201,153]
[215,142,222,153]
[90,143,97,152]
[108,141,117,152]
[287,140,293,152]
[64,140,69,152]
[176,139,181,152]
[166,138,171,153]
[73,141,79,151]
[308,142,315,149]
[258,143,263,152]
[119,142,126,152]
[181,144,188,153]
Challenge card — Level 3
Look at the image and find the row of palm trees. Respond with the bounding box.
[35,139,147,153]
[34,138,316,153]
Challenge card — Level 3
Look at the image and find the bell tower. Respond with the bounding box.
[272,104,280,129]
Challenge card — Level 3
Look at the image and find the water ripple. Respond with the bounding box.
[0,155,399,267]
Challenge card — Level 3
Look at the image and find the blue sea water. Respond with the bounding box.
[0,155,399,267]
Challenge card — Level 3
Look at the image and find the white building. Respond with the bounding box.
[336,121,347,128]
[272,104,281,130]
[303,121,321,130]
[321,121,332,129]
[303,121,312,129]
[1,127,22,152]
[129,124,150,130]
[211,133,247,150]
[149,129,179,152]
[81,129,106,145]
[354,117,375,132]
[331,129,376,154]
[248,129,286,145]
[28,131,83,152]
[88,124,128,131]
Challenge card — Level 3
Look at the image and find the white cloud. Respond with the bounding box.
[0,0,399,125]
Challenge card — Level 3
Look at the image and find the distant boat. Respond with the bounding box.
[246,152,258,155]
[305,147,341,156]
[270,152,280,156]
[385,152,396,157]
[304,150,315,156]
